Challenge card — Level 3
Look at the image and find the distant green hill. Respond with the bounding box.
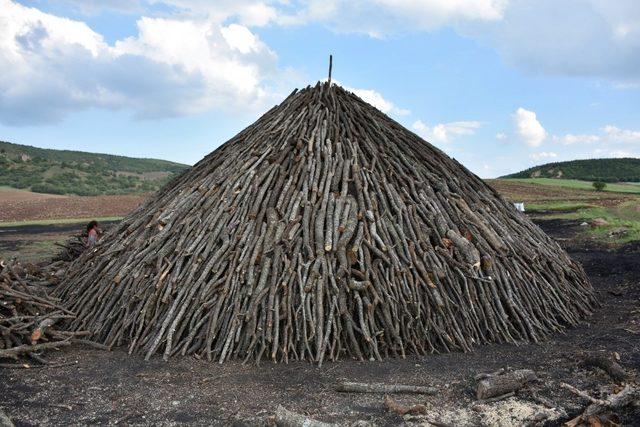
[502,158,640,182]
[0,141,189,196]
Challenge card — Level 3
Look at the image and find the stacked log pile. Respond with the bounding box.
[55,82,596,364]
[53,235,87,262]
[0,260,75,361]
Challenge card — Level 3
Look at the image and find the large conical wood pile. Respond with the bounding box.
[56,82,595,364]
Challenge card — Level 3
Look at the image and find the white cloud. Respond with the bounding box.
[551,125,640,147]
[592,148,636,158]
[54,1,640,86]
[343,85,410,116]
[530,151,557,161]
[0,0,280,124]
[601,125,640,143]
[553,133,601,145]
[220,23,262,54]
[158,0,279,27]
[513,107,547,147]
[477,0,640,85]
[62,0,279,27]
[278,0,508,35]
[280,0,640,86]
[496,132,507,140]
[55,0,144,15]
[412,119,482,143]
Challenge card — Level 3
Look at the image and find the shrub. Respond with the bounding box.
[592,181,607,192]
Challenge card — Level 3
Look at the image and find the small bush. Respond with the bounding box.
[593,181,607,192]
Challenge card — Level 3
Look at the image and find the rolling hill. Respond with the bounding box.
[502,158,640,182]
[0,141,189,196]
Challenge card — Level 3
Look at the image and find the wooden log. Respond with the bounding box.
[30,318,56,344]
[0,409,14,427]
[583,385,639,417]
[274,405,336,427]
[583,355,632,383]
[562,383,640,424]
[476,369,536,400]
[336,382,437,395]
[0,341,72,360]
[384,395,426,415]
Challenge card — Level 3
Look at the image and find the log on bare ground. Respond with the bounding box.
[582,355,632,383]
[274,405,336,427]
[476,369,537,400]
[562,383,640,425]
[383,396,426,415]
[337,382,437,395]
[0,409,14,427]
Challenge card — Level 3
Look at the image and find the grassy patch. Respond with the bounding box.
[0,240,61,262]
[0,216,123,228]
[525,201,593,212]
[505,178,640,194]
[537,200,640,244]
[588,221,640,244]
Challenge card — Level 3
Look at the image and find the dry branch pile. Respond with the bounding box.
[53,224,111,262]
[0,260,75,361]
[53,235,88,262]
[56,82,596,363]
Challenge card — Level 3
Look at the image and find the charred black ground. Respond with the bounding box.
[55,82,595,363]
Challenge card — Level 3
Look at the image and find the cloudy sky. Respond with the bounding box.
[0,0,639,177]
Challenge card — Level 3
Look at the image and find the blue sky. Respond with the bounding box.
[0,0,639,177]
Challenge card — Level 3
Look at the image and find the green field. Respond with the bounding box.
[504,178,640,194]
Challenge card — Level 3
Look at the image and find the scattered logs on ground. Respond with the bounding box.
[56,81,596,364]
[561,383,640,425]
[0,259,80,363]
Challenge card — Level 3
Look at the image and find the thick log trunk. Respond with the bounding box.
[476,369,537,400]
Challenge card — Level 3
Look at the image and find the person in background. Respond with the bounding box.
[86,220,99,247]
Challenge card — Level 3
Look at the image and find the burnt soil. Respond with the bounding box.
[1,219,639,426]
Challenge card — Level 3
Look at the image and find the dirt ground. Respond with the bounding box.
[488,180,633,207]
[1,219,639,426]
[0,188,146,223]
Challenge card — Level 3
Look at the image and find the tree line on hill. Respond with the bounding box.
[0,141,189,196]
[502,158,640,183]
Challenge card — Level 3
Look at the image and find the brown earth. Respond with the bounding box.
[487,180,633,207]
[0,188,147,223]
[1,219,639,426]
[0,188,66,202]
